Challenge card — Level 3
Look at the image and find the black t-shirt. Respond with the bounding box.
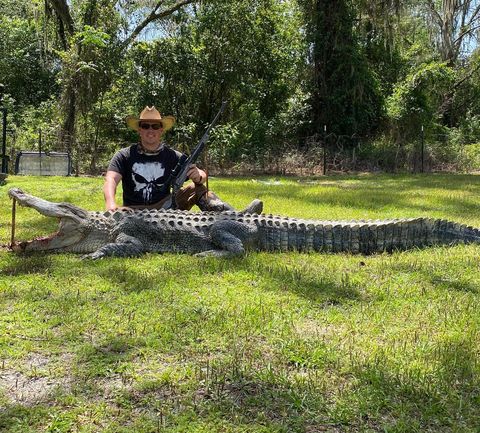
[107,144,183,206]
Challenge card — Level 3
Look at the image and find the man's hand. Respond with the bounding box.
[106,201,118,212]
[187,164,206,184]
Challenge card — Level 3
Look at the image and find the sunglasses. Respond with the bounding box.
[139,123,163,130]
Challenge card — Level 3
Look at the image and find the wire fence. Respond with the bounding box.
[212,129,480,176]
[2,120,480,176]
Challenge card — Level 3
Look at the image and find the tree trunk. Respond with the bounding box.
[59,84,76,166]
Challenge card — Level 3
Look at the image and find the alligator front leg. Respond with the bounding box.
[196,220,258,258]
[82,234,145,260]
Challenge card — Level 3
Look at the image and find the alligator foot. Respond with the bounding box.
[82,251,105,260]
[195,250,242,258]
[82,234,145,260]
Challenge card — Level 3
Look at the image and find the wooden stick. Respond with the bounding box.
[10,197,16,247]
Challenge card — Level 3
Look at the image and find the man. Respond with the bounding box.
[104,106,262,213]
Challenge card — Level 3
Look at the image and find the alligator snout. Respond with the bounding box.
[8,187,25,200]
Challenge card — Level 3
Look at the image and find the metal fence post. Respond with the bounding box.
[0,82,7,174]
[38,128,43,175]
[322,125,327,175]
[1,107,7,173]
[421,125,424,173]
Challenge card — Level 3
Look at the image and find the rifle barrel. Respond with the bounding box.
[165,101,228,209]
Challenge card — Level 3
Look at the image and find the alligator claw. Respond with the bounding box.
[81,252,104,260]
[195,250,240,258]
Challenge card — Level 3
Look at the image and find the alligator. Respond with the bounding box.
[7,187,480,259]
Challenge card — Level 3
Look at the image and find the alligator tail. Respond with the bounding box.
[261,218,480,254]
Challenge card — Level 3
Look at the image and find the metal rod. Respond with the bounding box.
[1,108,6,173]
[421,125,424,173]
[10,197,16,247]
[39,128,42,175]
[322,125,327,176]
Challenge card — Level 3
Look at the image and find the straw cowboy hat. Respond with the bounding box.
[126,106,176,131]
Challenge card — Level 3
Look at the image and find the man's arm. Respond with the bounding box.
[104,170,123,211]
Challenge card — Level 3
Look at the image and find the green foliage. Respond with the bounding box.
[436,113,480,172]
[2,0,480,172]
[73,25,111,49]
[378,61,456,169]
[456,113,480,145]
[55,5,122,115]
[0,15,58,110]
[457,143,480,172]
[0,0,34,19]
[387,62,455,122]
[299,0,384,138]
[13,98,60,153]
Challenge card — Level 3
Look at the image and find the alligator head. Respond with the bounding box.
[8,188,109,253]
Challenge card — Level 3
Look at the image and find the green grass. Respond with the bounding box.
[1,173,480,432]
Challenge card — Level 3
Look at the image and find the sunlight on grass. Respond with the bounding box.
[1,174,480,432]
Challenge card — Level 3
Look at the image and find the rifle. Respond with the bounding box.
[162,101,228,209]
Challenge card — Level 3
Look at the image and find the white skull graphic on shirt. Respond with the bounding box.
[131,162,165,203]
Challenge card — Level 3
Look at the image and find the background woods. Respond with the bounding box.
[2,0,480,174]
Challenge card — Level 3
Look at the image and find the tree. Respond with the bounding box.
[0,5,57,112]
[117,0,304,164]
[422,0,480,65]
[42,0,197,164]
[299,0,383,140]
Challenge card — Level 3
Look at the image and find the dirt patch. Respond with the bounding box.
[0,370,64,404]
[0,353,72,404]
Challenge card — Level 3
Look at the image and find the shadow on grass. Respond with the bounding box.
[0,254,55,276]
[125,337,478,431]
[238,256,362,305]
[172,254,364,306]
[194,372,319,431]
[0,404,50,432]
[84,255,363,306]
[0,336,139,431]
[94,261,191,294]
[429,275,480,294]
[348,338,480,431]
[389,255,480,294]
[2,338,478,432]
[111,356,326,432]
[69,335,140,395]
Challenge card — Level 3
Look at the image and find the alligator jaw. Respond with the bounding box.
[8,188,89,221]
[8,188,87,252]
[10,225,84,252]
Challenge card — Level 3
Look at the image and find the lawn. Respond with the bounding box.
[1,174,480,432]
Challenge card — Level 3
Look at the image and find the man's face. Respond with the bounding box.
[138,122,164,149]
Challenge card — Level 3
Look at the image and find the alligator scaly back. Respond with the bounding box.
[8,188,480,259]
